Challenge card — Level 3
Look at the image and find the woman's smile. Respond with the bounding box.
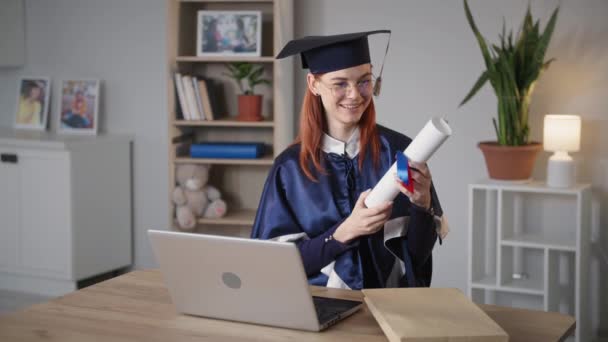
[340,102,363,110]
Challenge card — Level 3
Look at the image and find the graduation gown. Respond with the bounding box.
[251,125,446,289]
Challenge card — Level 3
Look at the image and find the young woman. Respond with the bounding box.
[251,30,448,289]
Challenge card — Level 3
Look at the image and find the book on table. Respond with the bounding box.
[362,288,508,342]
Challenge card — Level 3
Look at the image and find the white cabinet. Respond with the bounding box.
[0,129,132,296]
[468,181,591,342]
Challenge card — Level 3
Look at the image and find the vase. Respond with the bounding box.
[237,95,263,121]
[478,141,542,181]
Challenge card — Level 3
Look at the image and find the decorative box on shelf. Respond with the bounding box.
[468,180,591,342]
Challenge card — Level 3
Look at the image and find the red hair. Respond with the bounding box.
[294,88,381,181]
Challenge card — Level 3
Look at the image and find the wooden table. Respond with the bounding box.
[0,270,575,341]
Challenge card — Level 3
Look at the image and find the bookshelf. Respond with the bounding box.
[166,0,294,237]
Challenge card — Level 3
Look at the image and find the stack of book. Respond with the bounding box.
[190,142,266,159]
[174,73,223,121]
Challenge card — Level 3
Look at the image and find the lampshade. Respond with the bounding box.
[543,115,581,152]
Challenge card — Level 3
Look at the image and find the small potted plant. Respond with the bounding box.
[224,62,271,121]
[460,0,559,180]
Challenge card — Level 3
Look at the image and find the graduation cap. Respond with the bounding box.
[276,30,391,96]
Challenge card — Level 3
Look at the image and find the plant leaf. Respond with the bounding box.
[463,0,496,73]
[530,6,559,81]
[459,71,489,107]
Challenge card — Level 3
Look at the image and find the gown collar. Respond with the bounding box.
[321,127,360,159]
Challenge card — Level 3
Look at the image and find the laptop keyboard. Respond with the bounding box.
[312,296,361,326]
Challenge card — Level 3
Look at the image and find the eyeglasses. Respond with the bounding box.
[317,77,376,98]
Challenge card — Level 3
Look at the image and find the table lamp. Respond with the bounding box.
[543,114,581,188]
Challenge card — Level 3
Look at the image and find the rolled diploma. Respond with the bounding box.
[364,117,452,208]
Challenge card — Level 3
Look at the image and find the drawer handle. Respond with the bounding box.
[1,153,18,164]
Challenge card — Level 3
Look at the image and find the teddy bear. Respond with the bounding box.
[172,164,227,231]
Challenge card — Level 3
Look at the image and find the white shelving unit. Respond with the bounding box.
[468,180,591,342]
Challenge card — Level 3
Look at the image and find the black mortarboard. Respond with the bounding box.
[276,30,390,73]
[276,30,391,96]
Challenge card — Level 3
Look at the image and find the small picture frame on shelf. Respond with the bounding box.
[197,10,262,57]
[14,77,51,130]
[58,79,100,135]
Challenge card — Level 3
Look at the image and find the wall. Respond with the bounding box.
[0,0,168,274]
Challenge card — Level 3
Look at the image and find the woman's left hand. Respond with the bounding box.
[394,161,432,209]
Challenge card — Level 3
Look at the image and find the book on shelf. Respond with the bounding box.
[190,142,266,159]
[199,77,226,120]
[196,78,214,120]
[173,81,184,120]
[182,75,202,120]
[174,73,226,121]
[174,73,191,120]
[192,77,207,120]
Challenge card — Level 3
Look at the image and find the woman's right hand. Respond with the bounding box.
[333,190,393,244]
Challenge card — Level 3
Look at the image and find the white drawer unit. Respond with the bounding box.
[0,128,132,296]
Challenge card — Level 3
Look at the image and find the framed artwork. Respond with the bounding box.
[58,79,100,135]
[14,77,50,130]
[197,10,262,57]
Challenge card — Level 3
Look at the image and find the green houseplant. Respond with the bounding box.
[224,62,271,121]
[460,0,559,180]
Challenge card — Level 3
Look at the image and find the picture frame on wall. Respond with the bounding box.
[58,79,100,135]
[197,10,262,57]
[14,77,51,130]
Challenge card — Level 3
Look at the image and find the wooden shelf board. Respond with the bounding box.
[501,232,576,252]
[197,208,256,226]
[173,119,274,127]
[174,157,273,166]
[176,56,275,63]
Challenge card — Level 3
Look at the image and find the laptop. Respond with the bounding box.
[147,230,362,331]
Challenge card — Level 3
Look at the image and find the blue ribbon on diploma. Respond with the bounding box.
[396,153,415,192]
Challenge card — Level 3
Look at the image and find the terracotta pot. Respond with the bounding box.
[478,141,542,180]
[237,95,263,121]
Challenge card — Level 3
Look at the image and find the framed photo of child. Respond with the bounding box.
[58,80,100,135]
[14,77,51,130]
[197,10,262,57]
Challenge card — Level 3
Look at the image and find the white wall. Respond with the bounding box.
[0,0,168,272]
[295,0,608,337]
[0,0,606,337]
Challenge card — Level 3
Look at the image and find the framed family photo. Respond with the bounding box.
[197,10,262,57]
[14,77,51,130]
[58,79,100,135]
